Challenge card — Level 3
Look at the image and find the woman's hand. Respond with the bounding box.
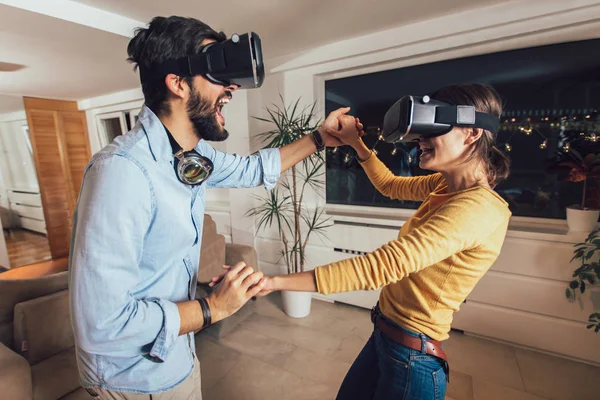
[210,265,274,294]
[326,114,365,148]
[317,108,365,147]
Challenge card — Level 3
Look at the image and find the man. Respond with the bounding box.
[69,16,357,399]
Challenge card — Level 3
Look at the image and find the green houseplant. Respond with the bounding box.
[549,151,600,232]
[247,96,331,317]
[566,229,600,332]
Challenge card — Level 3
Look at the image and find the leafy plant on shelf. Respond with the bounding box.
[566,228,600,332]
[246,96,331,275]
[548,150,600,210]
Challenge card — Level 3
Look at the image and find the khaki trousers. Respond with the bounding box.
[86,358,202,400]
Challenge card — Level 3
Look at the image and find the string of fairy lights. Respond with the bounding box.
[327,108,600,165]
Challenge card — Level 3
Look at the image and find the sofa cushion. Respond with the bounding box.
[13,290,74,365]
[201,214,219,240]
[31,347,80,400]
[0,271,68,347]
[60,388,91,400]
[198,233,226,283]
[0,342,32,399]
[225,243,259,272]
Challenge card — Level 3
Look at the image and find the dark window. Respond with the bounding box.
[325,38,600,219]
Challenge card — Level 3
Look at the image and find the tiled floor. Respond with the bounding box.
[195,293,600,400]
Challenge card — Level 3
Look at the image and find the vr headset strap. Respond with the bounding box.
[139,55,211,83]
[435,106,500,134]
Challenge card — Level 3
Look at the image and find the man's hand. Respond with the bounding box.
[211,266,276,297]
[326,114,364,148]
[255,276,276,297]
[318,108,365,147]
[206,262,265,322]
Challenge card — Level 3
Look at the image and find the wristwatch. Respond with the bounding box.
[310,129,325,152]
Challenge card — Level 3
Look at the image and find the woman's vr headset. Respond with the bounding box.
[139,32,264,88]
[382,95,500,143]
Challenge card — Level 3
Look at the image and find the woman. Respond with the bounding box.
[216,83,512,399]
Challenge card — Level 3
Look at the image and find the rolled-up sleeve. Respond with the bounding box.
[198,141,281,190]
[69,155,179,361]
[146,298,180,360]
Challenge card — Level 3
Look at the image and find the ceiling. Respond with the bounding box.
[71,0,509,59]
[0,0,537,104]
[0,4,138,102]
[0,94,25,114]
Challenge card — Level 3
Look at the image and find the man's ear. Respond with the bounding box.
[164,74,188,100]
[465,128,483,145]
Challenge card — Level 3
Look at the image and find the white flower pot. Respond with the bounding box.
[566,207,600,232]
[281,290,312,318]
[278,265,312,318]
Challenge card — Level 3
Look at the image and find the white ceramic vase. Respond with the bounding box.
[566,206,600,232]
[278,266,312,318]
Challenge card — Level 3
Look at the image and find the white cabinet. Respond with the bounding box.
[9,189,46,234]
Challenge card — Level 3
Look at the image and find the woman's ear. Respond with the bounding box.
[465,128,484,145]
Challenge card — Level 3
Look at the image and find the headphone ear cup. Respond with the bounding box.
[174,151,214,185]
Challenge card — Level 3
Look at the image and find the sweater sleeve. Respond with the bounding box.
[314,190,507,295]
[360,154,444,201]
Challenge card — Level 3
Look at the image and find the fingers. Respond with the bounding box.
[329,107,351,118]
[242,271,264,289]
[229,261,247,276]
[235,265,255,285]
[247,278,268,298]
[338,114,355,125]
[208,273,226,287]
[326,127,344,137]
[208,264,235,287]
[354,117,365,137]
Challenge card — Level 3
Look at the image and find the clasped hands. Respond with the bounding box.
[317,107,366,148]
[206,109,365,315]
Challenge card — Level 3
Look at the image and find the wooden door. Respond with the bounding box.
[23,98,91,259]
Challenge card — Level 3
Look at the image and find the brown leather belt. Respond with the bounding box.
[375,316,449,364]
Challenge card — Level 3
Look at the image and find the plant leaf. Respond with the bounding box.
[566,288,573,300]
[569,280,580,289]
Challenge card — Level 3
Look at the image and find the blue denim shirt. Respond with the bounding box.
[68,105,280,393]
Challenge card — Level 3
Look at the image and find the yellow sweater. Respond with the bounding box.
[315,154,511,340]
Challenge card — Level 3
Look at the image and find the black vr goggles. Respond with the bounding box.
[382,95,500,143]
[139,32,264,88]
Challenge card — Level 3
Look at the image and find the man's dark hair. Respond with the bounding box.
[127,16,226,117]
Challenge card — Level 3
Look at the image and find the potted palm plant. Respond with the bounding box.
[549,150,600,232]
[247,96,331,318]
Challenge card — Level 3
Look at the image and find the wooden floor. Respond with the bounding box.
[4,228,52,268]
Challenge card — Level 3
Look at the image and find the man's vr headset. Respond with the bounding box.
[382,95,500,143]
[139,32,264,88]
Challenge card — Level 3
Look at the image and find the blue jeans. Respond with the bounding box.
[336,316,447,400]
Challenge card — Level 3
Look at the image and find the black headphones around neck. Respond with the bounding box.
[164,126,213,185]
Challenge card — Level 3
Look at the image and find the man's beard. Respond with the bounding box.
[186,84,230,142]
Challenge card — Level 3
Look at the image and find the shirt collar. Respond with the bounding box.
[138,105,175,163]
[138,105,213,162]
